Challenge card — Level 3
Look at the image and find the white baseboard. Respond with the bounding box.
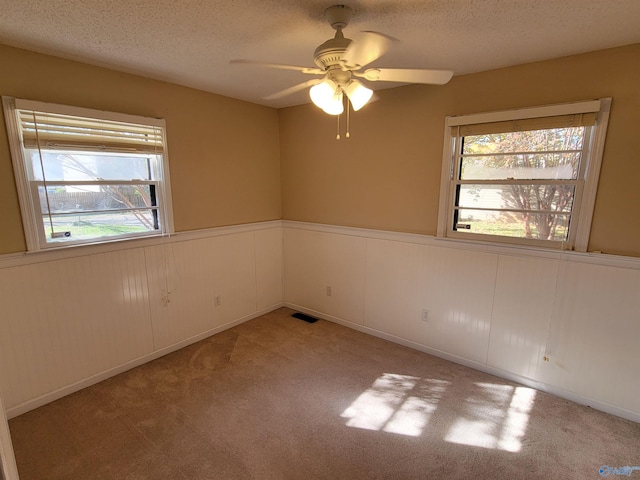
[284,302,640,425]
[5,303,284,419]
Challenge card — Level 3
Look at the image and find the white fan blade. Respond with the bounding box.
[342,31,397,68]
[263,79,322,100]
[361,68,454,85]
[230,59,324,75]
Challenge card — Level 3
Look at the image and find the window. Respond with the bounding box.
[437,99,611,251]
[2,97,174,251]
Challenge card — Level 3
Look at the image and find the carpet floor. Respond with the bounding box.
[8,307,640,479]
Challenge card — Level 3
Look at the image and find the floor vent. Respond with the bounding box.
[292,312,318,323]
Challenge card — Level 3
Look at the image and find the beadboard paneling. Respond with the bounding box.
[0,249,153,409]
[2,220,639,423]
[282,222,640,422]
[0,223,284,415]
[145,238,219,350]
[254,227,284,311]
[541,261,640,413]
[143,231,265,350]
[208,232,259,326]
[487,255,559,379]
[364,239,425,341]
[284,228,366,324]
[420,245,498,364]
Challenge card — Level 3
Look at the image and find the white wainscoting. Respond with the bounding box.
[282,221,640,423]
[1,219,639,425]
[0,222,283,418]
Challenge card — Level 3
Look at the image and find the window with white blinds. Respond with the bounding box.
[2,97,174,251]
[437,99,611,251]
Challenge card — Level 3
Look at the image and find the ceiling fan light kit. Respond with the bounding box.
[310,79,344,115]
[310,77,372,115]
[343,80,373,111]
[231,4,453,138]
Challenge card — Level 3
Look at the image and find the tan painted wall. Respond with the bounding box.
[1,43,638,257]
[0,44,281,254]
[279,44,640,257]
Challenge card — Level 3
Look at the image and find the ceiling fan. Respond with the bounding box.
[231,4,454,116]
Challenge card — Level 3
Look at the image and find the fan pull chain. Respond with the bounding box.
[346,100,351,138]
[32,112,56,238]
[336,111,341,140]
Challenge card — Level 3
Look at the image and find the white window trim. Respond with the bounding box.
[2,97,175,252]
[437,98,611,252]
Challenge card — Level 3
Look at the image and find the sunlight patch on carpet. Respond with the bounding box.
[445,384,536,452]
[340,373,449,437]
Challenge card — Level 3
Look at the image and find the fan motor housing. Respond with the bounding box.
[313,35,352,70]
[313,5,355,70]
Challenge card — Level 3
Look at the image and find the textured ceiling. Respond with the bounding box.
[0,0,639,108]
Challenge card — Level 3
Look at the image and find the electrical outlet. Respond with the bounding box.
[326,286,332,296]
[161,291,171,307]
[421,309,430,322]
[214,295,221,307]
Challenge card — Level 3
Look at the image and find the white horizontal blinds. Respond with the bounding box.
[2,97,173,250]
[18,110,164,154]
[455,112,597,137]
[19,108,164,246]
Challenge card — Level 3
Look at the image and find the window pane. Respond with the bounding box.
[29,151,156,181]
[462,127,585,155]
[43,210,158,243]
[38,184,156,214]
[460,152,581,180]
[6,99,172,251]
[458,184,575,213]
[455,209,570,241]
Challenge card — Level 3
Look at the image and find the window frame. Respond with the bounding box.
[2,97,175,252]
[437,99,611,251]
